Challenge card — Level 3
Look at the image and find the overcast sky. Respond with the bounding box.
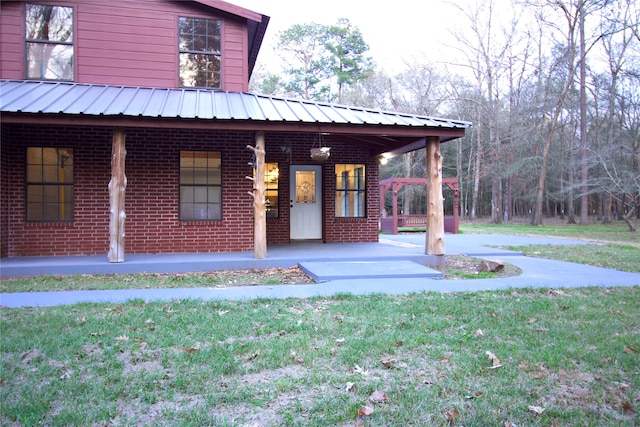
[232,0,462,74]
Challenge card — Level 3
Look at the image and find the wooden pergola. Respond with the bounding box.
[380,177,459,236]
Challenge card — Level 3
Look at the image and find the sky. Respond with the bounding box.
[232,0,462,75]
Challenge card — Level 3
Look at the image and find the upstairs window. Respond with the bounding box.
[180,151,222,221]
[178,17,221,88]
[25,4,74,80]
[335,164,365,217]
[26,147,74,221]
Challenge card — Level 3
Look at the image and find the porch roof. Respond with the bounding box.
[0,80,471,157]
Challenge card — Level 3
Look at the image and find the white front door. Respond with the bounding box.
[290,165,322,240]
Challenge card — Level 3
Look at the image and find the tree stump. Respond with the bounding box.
[479,259,505,273]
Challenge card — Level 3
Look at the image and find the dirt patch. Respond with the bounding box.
[117,349,164,376]
[112,395,205,426]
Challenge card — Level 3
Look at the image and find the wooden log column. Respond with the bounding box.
[247,131,267,259]
[426,136,445,255]
[108,128,127,262]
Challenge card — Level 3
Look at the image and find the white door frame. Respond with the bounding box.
[290,165,322,240]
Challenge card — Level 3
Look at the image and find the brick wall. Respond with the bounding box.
[1,125,381,257]
[263,133,380,244]
[0,126,8,258]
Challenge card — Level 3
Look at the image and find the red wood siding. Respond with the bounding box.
[0,3,23,80]
[0,0,250,91]
[1,126,381,257]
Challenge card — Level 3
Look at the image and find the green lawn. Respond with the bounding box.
[2,288,639,426]
[2,221,639,425]
[461,220,640,273]
[461,221,640,247]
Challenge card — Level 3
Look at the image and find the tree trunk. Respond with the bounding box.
[426,137,445,256]
[471,112,482,220]
[579,3,590,225]
[622,207,637,232]
[108,128,127,263]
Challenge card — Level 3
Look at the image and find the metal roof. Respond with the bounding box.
[0,80,471,155]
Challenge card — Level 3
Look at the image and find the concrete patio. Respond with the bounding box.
[1,233,639,308]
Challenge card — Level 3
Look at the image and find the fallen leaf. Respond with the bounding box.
[357,406,374,416]
[475,329,484,337]
[58,366,74,379]
[439,354,451,363]
[182,346,199,354]
[621,400,635,413]
[380,356,397,369]
[20,349,46,364]
[353,364,368,376]
[527,318,538,323]
[369,390,388,403]
[246,352,259,361]
[486,351,502,368]
[445,408,460,425]
[466,391,484,399]
[115,335,129,342]
[528,405,545,415]
[623,345,638,353]
[488,311,497,318]
[290,350,304,364]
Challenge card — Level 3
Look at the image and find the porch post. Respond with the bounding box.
[426,136,445,255]
[108,127,127,263]
[392,182,399,235]
[248,131,267,259]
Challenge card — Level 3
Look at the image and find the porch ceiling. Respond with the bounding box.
[0,80,471,157]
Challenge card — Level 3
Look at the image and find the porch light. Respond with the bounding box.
[310,133,331,162]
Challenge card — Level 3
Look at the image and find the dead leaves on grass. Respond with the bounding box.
[380,356,397,369]
[486,350,503,369]
[19,348,73,379]
[355,390,389,422]
[528,405,545,415]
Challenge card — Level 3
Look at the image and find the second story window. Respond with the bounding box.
[25,4,73,81]
[178,17,221,88]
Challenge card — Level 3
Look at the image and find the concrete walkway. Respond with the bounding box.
[1,233,638,307]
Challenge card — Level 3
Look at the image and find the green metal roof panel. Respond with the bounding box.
[0,80,472,130]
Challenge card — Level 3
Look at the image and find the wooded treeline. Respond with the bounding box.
[250,0,640,226]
